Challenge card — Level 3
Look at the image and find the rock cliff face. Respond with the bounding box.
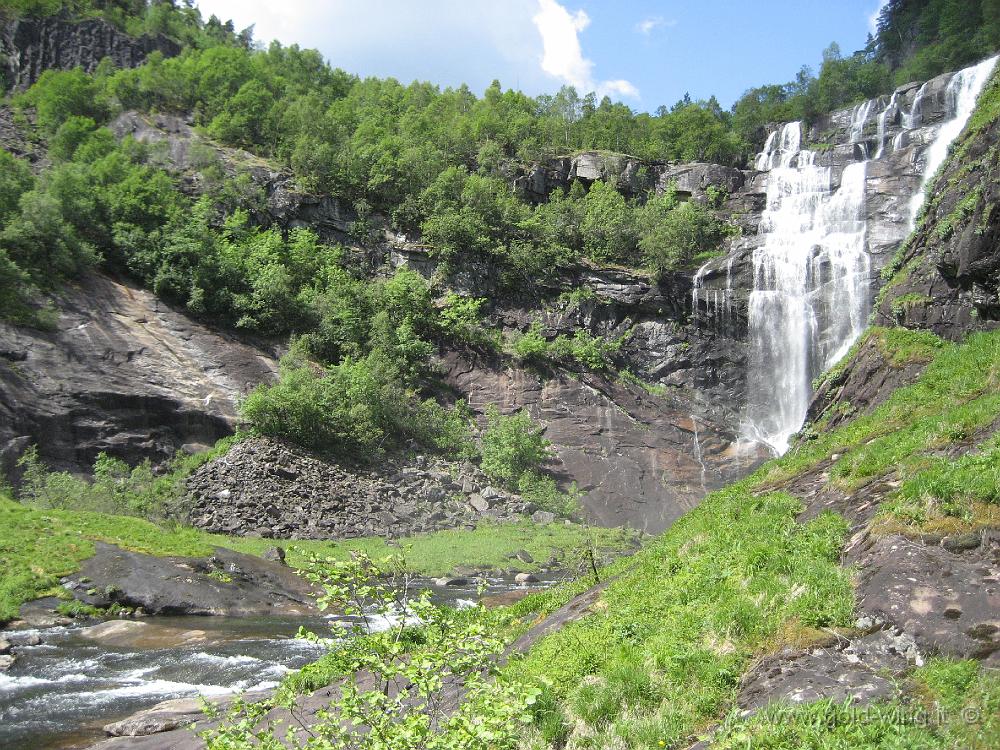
[110,112,358,243]
[0,274,277,479]
[0,14,178,90]
[874,109,1000,339]
[1,29,989,538]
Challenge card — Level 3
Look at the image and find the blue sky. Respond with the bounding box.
[195,0,888,111]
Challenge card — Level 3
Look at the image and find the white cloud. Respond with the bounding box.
[533,0,594,90]
[635,16,676,36]
[532,0,639,98]
[192,1,637,102]
[600,79,640,98]
[868,1,889,33]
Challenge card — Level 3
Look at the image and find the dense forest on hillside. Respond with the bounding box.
[1,0,998,467]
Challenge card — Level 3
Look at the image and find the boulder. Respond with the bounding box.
[261,546,287,565]
[65,542,317,618]
[433,577,469,587]
[0,654,15,671]
[468,494,490,513]
[514,572,539,584]
[530,511,556,525]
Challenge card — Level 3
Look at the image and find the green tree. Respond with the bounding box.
[580,180,637,264]
[17,67,108,134]
[480,406,552,486]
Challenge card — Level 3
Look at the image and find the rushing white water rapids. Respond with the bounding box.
[738,55,999,454]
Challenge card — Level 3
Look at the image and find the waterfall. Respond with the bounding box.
[741,55,999,455]
[907,54,999,225]
[691,415,707,493]
[744,140,870,454]
[849,99,875,156]
[874,91,898,159]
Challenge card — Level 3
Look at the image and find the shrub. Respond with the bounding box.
[517,471,579,517]
[240,353,474,459]
[480,406,551,486]
[512,323,550,362]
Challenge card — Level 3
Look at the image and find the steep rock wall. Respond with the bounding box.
[0,14,179,90]
[0,274,277,478]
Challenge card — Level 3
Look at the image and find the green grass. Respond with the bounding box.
[0,494,636,624]
[505,488,852,749]
[873,431,1000,535]
[505,329,1000,749]
[761,329,1000,489]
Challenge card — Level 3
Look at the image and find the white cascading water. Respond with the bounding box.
[741,55,998,454]
[907,55,999,225]
[743,129,870,454]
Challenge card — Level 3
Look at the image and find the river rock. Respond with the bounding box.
[434,577,469,587]
[261,546,287,565]
[0,654,15,671]
[0,638,9,655]
[65,542,317,618]
[514,573,539,584]
[104,709,196,738]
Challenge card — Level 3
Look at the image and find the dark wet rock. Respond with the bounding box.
[806,333,932,430]
[855,534,999,659]
[7,599,73,630]
[0,14,179,92]
[507,578,616,655]
[64,543,317,617]
[434,577,469,587]
[874,106,1000,339]
[261,546,287,565]
[737,630,913,711]
[186,437,531,540]
[0,273,277,479]
[0,638,9,655]
[942,531,983,553]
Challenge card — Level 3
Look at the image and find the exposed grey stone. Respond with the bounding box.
[1,15,179,92]
[856,534,999,660]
